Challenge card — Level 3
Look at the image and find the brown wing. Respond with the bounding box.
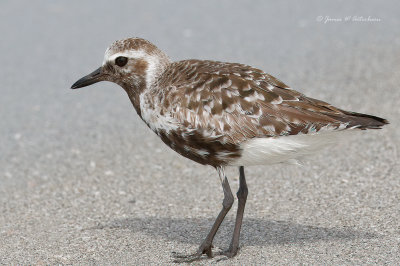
[157,60,388,144]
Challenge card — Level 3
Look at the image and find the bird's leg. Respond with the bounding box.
[219,166,248,258]
[173,173,234,263]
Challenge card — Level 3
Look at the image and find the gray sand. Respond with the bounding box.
[1,1,399,264]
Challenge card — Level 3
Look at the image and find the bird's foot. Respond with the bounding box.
[215,247,240,262]
[172,243,214,263]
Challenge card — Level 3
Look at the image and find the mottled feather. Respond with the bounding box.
[153,60,384,138]
[96,38,388,167]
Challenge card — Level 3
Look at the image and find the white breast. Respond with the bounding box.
[139,92,179,134]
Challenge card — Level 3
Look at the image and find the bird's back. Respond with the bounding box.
[140,59,388,166]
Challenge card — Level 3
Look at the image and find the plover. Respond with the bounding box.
[71,37,388,262]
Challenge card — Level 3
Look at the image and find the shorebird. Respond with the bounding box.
[71,38,388,262]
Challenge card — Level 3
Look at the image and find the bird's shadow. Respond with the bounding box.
[90,216,379,247]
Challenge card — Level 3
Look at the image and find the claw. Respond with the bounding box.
[172,251,204,263]
[172,245,213,263]
[214,247,240,262]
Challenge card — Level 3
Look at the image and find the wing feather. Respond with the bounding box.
[156,60,387,145]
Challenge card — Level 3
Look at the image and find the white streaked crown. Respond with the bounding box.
[102,38,171,87]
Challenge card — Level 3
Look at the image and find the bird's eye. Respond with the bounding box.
[115,56,128,67]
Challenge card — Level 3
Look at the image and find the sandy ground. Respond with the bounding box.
[1,1,399,264]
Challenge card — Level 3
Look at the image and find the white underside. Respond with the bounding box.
[229,130,353,166]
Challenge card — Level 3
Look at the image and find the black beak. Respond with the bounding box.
[71,67,104,89]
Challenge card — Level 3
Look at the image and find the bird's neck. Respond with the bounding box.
[122,62,170,118]
[122,52,171,117]
[123,83,145,117]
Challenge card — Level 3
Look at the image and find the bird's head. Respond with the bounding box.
[71,38,171,92]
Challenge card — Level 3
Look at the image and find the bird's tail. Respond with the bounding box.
[335,110,389,130]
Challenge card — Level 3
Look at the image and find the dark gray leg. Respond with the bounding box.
[222,166,248,257]
[173,175,234,263]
